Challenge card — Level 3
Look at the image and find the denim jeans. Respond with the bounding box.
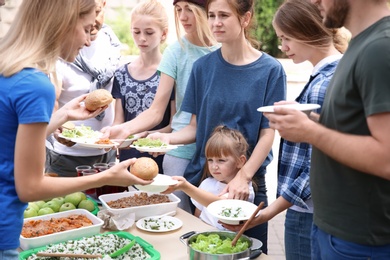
[311,224,390,259]
[284,209,313,260]
[0,249,18,260]
[243,174,268,255]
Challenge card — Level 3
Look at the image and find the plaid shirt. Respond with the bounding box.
[277,59,340,209]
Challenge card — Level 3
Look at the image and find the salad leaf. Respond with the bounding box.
[61,125,102,139]
[190,234,249,254]
[133,138,167,147]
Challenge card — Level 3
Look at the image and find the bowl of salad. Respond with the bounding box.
[206,199,259,225]
[180,231,262,260]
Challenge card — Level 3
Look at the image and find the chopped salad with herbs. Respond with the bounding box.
[219,206,246,218]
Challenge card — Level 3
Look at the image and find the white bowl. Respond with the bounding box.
[134,174,178,193]
[207,199,259,225]
[257,103,321,115]
[20,209,103,250]
[99,191,180,220]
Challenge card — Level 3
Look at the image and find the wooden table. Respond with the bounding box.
[119,208,271,260]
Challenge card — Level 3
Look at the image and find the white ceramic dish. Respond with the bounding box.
[20,209,103,250]
[98,191,181,220]
[74,140,119,149]
[136,216,183,233]
[117,134,141,149]
[130,144,179,153]
[257,103,321,115]
[207,199,259,225]
[134,174,178,193]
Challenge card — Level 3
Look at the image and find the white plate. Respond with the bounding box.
[207,199,259,225]
[136,216,182,232]
[257,103,321,113]
[130,144,179,153]
[134,174,178,193]
[74,140,119,149]
[117,134,141,149]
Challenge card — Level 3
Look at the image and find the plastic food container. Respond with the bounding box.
[99,191,180,220]
[19,209,103,250]
[19,231,161,260]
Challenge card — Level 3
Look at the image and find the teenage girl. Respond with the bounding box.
[166,125,255,230]
[148,0,287,253]
[103,0,219,213]
[111,0,172,174]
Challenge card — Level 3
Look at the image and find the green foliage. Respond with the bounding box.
[105,8,139,56]
[254,0,284,58]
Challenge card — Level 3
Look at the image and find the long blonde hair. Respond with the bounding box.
[174,2,216,47]
[131,0,169,44]
[0,0,96,77]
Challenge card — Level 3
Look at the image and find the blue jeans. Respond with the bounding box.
[243,174,268,255]
[284,209,313,260]
[0,249,18,260]
[311,224,390,259]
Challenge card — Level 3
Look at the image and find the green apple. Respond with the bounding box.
[59,202,76,212]
[77,199,95,212]
[38,207,55,216]
[27,202,40,212]
[76,192,87,201]
[24,207,38,218]
[64,192,83,207]
[51,197,65,206]
[43,200,61,212]
[34,200,46,209]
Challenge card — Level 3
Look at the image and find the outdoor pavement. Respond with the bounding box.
[265,59,313,259]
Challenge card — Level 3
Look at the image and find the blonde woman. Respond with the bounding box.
[103,0,220,213]
[0,1,151,256]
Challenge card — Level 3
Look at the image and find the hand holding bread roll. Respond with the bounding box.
[130,157,159,180]
[84,89,113,111]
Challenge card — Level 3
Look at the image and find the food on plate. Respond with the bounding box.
[107,192,170,208]
[61,125,102,139]
[127,134,135,139]
[132,138,167,148]
[139,217,176,231]
[25,233,150,260]
[190,233,250,254]
[130,157,159,180]
[95,138,113,144]
[21,214,93,238]
[84,89,113,111]
[219,206,246,218]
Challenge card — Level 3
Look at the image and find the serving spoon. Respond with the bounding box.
[231,201,264,246]
[36,239,136,258]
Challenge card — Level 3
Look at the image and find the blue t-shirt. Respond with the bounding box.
[182,49,286,185]
[0,68,55,250]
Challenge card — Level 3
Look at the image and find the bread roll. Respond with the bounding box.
[130,157,159,180]
[84,89,113,111]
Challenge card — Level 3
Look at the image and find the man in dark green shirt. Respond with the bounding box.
[264,0,390,258]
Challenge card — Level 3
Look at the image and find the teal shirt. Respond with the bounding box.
[158,37,220,159]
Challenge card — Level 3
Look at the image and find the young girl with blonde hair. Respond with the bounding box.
[103,0,220,213]
[112,0,171,173]
[165,125,255,230]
